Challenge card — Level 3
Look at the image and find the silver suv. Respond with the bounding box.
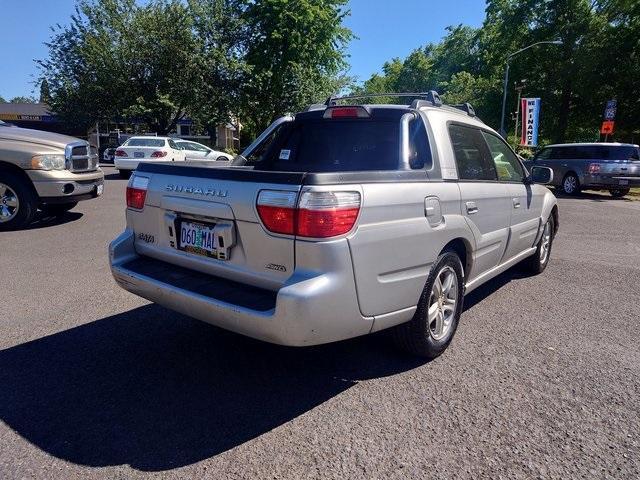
[524,142,640,197]
[109,92,558,358]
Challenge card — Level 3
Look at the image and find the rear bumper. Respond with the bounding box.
[114,158,141,170]
[109,229,374,346]
[581,174,640,188]
[27,169,104,201]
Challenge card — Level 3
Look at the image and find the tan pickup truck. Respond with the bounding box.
[0,120,104,230]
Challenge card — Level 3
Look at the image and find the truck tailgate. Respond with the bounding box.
[128,163,305,290]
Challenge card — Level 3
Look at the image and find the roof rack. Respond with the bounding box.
[323,90,476,118]
[325,90,443,107]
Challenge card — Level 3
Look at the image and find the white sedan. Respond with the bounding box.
[114,136,186,178]
[175,140,234,162]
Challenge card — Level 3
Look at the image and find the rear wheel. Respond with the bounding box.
[0,173,38,231]
[523,215,555,274]
[609,188,630,198]
[118,170,131,179]
[393,250,464,359]
[41,202,78,217]
[561,173,580,195]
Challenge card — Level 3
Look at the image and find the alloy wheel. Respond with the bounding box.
[428,266,458,341]
[0,182,19,223]
[540,220,552,265]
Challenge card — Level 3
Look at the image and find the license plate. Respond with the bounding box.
[178,220,217,257]
[134,151,144,158]
[96,184,104,196]
[619,179,629,185]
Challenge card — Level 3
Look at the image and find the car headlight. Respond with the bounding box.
[31,154,67,171]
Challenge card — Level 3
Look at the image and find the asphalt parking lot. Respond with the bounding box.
[1,166,639,479]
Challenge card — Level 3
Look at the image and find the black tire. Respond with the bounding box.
[561,173,580,195]
[216,155,229,162]
[392,250,464,359]
[40,202,78,217]
[0,171,38,231]
[523,215,555,274]
[609,188,630,198]
[118,170,131,179]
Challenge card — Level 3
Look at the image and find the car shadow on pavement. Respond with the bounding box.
[23,211,83,230]
[0,304,425,472]
[103,172,126,180]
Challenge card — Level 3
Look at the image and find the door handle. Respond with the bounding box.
[465,201,478,214]
[513,197,521,209]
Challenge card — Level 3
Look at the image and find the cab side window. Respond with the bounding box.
[449,124,497,181]
[168,139,180,150]
[481,131,525,182]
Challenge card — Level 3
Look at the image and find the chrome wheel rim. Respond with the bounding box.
[540,220,552,265]
[428,266,458,341]
[0,182,19,223]
[563,176,577,194]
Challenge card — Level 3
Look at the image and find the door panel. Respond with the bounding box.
[504,183,542,259]
[458,183,511,280]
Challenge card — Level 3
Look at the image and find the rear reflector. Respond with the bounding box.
[588,163,601,174]
[323,106,371,119]
[150,151,167,158]
[126,175,149,209]
[257,190,361,238]
[115,149,127,157]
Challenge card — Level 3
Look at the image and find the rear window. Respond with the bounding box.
[252,118,431,172]
[124,138,166,147]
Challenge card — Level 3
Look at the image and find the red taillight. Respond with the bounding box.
[256,190,297,235]
[297,191,361,237]
[323,106,370,119]
[257,190,361,238]
[115,149,127,157]
[126,175,149,209]
[150,151,167,158]
[588,163,601,174]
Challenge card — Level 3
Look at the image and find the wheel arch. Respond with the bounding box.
[0,161,38,196]
[441,237,472,280]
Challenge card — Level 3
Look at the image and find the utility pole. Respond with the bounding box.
[513,80,526,149]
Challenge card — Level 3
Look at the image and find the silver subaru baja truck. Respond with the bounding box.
[109,91,558,358]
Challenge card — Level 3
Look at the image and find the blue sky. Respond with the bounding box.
[0,0,487,100]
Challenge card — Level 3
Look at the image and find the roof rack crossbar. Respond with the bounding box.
[325,91,443,107]
[451,103,476,117]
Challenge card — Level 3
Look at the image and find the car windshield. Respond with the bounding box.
[124,138,166,147]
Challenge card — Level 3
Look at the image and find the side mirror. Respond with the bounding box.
[528,166,553,185]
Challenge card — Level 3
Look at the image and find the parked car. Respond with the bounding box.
[174,139,233,162]
[114,136,186,178]
[103,147,116,163]
[523,142,640,197]
[0,120,103,230]
[109,92,558,358]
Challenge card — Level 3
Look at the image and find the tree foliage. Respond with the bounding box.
[38,0,353,138]
[357,1,640,145]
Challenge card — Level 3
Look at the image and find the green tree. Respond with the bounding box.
[187,0,248,140]
[39,79,52,103]
[9,96,37,103]
[39,0,204,134]
[241,0,354,133]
